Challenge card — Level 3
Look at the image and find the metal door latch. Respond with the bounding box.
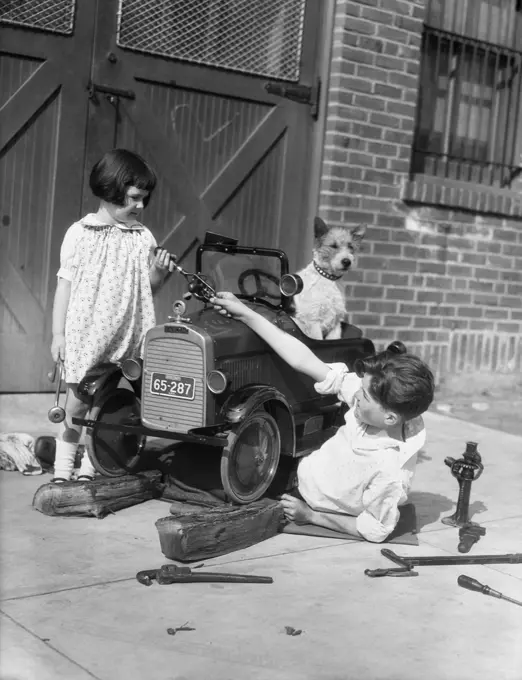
[264,77,321,119]
[87,81,136,103]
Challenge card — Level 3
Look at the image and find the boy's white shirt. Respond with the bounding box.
[297,363,426,543]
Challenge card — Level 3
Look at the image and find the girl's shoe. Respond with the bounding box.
[51,477,69,484]
[76,475,95,482]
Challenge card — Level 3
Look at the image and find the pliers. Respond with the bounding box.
[364,566,418,578]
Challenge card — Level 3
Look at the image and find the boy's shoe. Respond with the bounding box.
[76,475,95,482]
[50,477,69,484]
[34,436,56,469]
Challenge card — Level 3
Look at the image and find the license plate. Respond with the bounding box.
[150,373,195,400]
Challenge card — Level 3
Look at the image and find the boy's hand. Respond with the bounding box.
[279,494,313,524]
[210,292,251,320]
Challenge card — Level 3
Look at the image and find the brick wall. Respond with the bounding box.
[318,0,522,381]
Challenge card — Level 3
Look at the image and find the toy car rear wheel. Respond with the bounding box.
[85,387,146,477]
[220,409,281,504]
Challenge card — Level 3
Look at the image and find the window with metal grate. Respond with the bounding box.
[0,0,76,35]
[411,0,522,190]
[116,0,306,82]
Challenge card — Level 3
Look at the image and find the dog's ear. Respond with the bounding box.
[313,216,329,240]
[350,223,366,243]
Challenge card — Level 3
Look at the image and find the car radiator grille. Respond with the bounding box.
[142,337,205,433]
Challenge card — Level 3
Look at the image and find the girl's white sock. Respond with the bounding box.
[53,440,77,480]
[77,449,96,478]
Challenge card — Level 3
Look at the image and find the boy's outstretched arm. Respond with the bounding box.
[211,292,329,382]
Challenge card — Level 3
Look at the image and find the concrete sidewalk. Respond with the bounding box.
[431,373,522,438]
[0,396,521,680]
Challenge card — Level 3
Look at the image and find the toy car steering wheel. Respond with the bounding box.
[237,269,281,301]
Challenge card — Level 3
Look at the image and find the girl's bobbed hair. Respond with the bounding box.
[89,149,156,207]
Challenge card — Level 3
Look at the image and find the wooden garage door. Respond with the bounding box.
[0,0,96,392]
[0,0,323,392]
[84,0,322,320]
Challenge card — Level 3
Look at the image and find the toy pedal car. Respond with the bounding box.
[71,232,376,504]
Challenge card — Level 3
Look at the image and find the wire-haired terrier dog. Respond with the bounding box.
[292,217,366,340]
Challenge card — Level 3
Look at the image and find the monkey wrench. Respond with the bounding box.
[136,564,273,586]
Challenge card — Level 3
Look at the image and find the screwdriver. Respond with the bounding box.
[458,574,522,607]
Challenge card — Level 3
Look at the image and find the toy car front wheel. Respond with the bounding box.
[85,387,146,477]
[220,409,281,504]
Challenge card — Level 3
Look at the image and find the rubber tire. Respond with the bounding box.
[220,409,281,504]
[85,386,146,478]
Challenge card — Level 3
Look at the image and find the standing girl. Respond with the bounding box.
[50,149,174,482]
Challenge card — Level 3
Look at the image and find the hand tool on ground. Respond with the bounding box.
[136,564,273,586]
[381,548,522,568]
[442,441,484,529]
[458,523,486,553]
[364,566,419,578]
[47,358,66,423]
[458,574,522,608]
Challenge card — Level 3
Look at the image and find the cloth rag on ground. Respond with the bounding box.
[0,433,43,475]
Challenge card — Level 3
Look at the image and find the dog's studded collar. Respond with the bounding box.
[313,260,343,281]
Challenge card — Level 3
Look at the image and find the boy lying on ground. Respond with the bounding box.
[211,292,435,543]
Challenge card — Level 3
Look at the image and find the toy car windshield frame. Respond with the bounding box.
[196,240,292,312]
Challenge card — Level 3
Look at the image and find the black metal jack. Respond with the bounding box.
[442,441,485,552]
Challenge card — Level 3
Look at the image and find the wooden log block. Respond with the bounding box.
[33,470,164,519]
[155,498,285,562]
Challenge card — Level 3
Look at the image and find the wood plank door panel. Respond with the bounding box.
[0,1,96,392]
[85,0,322,322]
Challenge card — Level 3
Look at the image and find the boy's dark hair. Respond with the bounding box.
[355,351,434,420]
[89,149,156,207]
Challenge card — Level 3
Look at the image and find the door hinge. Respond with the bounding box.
[264,77,321,119]
[87,81,136,102]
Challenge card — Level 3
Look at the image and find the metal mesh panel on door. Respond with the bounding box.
[117,0,306,81]
[0,0,76,34]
